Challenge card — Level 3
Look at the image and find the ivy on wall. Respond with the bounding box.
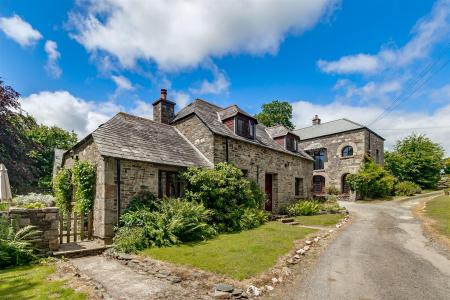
[53,168,73,215]
[72,161,96,214]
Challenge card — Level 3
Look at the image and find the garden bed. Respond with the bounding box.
[142,222,316,280]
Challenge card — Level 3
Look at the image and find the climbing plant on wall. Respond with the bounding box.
[72,161,96,214]
[53,168,73,215]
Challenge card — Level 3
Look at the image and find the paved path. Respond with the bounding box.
[283,195,450,300]
[71,256,183,300]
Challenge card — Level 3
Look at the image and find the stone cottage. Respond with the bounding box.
[293,115,385,197]
[60,89,313,243]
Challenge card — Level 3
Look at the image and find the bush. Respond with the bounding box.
[347,157,394,199]
[116,199,217,251]
[181,163,266,232]
[0,217,40,267]
[53,168,72,215]
[239,208,269,230]
[124,191,160,213]
[286,200,321,216]
[13,193,55,208]
[395,181,422,196]
[113,227,149,253]
[326,186,340,195]
[72,161,96,214]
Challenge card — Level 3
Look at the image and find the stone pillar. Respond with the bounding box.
[8,207,59,256]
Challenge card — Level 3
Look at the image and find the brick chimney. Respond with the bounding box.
[153,89,175,124]
[312,115,321,125]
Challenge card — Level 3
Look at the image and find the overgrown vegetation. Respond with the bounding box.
[0,79,76,194]
[0,217,40,268]
[181,163,266,232]
[385,134,444,189]
[394,181,422,196]
[347,156,394,199]
[284,200,321,216]
[12,193,55,209]
[53,168,73,215]
[72,161,96,214]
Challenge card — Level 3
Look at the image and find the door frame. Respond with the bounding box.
[264,173,273,212]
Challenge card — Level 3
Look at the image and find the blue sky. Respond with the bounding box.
[1,0,450,154]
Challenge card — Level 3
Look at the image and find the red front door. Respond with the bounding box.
[265,174,273,212]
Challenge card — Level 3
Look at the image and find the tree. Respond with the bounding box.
[385,134,444,189]
[443,157,450,175]
[347,156,394,199]
[254,100,295,130]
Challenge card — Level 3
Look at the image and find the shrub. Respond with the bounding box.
[0,203,10,211]
[13,193,55,208]
[239,208,269,230]
[395,181,422,196]
[124,191,160,213]
[72,161,96,214]
[53,168,73,215]
[181,163,265,232]
[113,227,149,253]
[326,186,340,195]
[286,200,321,216]
[347,156,394,199]
[0,217,40,267]
[116,199,217,251]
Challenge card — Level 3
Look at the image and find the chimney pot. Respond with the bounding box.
[312,115,321,125]
[161,89,167,100]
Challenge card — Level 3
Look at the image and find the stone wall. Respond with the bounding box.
[366,131,385,165]
[299,129,367,193]
[214,136,313,212]
[8,207,59,256]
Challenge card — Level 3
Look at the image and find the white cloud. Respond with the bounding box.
[335,79,402,104]
[292,100,450,155]
[190,62,230,95]
[0,14,42,47]
[172,91,190,108]
[129,100,153,118]
[44,40,62,78]
[317,0,450,74]
[69,0,337,71]
[111,75,133,90]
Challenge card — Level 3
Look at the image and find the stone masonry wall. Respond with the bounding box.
[174,115,215,163]
[366,131,385,165]
[8,207,59,256]
[214,135,313,213]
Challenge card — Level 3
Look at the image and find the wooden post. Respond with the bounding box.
[80,213,85,241]
[66,212,71,243]
[88,211,93,240]
[73,212,78,242]
[59,214,63,244]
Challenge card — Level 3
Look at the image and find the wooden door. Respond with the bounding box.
[265,174,273,212]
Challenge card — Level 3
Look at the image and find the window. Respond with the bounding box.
[286,135,298,152]
[375,149,380,164]
[295,178,304,196]
[341,146,353,157]
[241,169,249,177]
[158,171,182,198]
[235,115,255,139]
[309,149,326,170]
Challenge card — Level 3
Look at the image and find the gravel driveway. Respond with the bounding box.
[280,194,450,300]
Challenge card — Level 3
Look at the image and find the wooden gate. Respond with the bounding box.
[59,210,93,244]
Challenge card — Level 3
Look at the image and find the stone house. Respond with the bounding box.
[59,89,313,243]
[293,115,385,197]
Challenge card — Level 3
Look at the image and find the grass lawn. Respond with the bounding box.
[143,222,316,280]
[295,214,345,227]
[0,264,86,300]
[425,195,450,238]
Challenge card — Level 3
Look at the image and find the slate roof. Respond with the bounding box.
[74,113,212,168]
[265,125,299,139]
[293,119,385,141]
[172,99,312,160]
[218,105,256,121]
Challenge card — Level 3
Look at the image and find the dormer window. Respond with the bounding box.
[286,134,298,152]
[235,115,255,139]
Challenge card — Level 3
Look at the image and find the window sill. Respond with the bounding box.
[313,169,325,172]
[340,155,355,160]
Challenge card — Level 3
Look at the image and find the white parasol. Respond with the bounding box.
[0,164,12,202]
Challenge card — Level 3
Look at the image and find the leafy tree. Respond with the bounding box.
[385,134,444,188]
[53,168,73,215]
[27,125,77,190]
[347,156,394,199]
[443,157,450,175]
[72,160,96,214]
[254,100,295,130]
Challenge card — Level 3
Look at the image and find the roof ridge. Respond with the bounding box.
[294,118,348,131]
[193,98,224,110]
[115,112,174,128]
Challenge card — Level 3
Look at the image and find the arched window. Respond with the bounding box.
[342,146,353,157]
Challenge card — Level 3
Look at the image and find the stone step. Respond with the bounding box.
[289,222,300,226]
[280,218,295,223]
[271,214,288,221]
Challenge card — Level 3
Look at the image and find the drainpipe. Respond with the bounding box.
[116,158,121,226]
[225,137,229,163]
